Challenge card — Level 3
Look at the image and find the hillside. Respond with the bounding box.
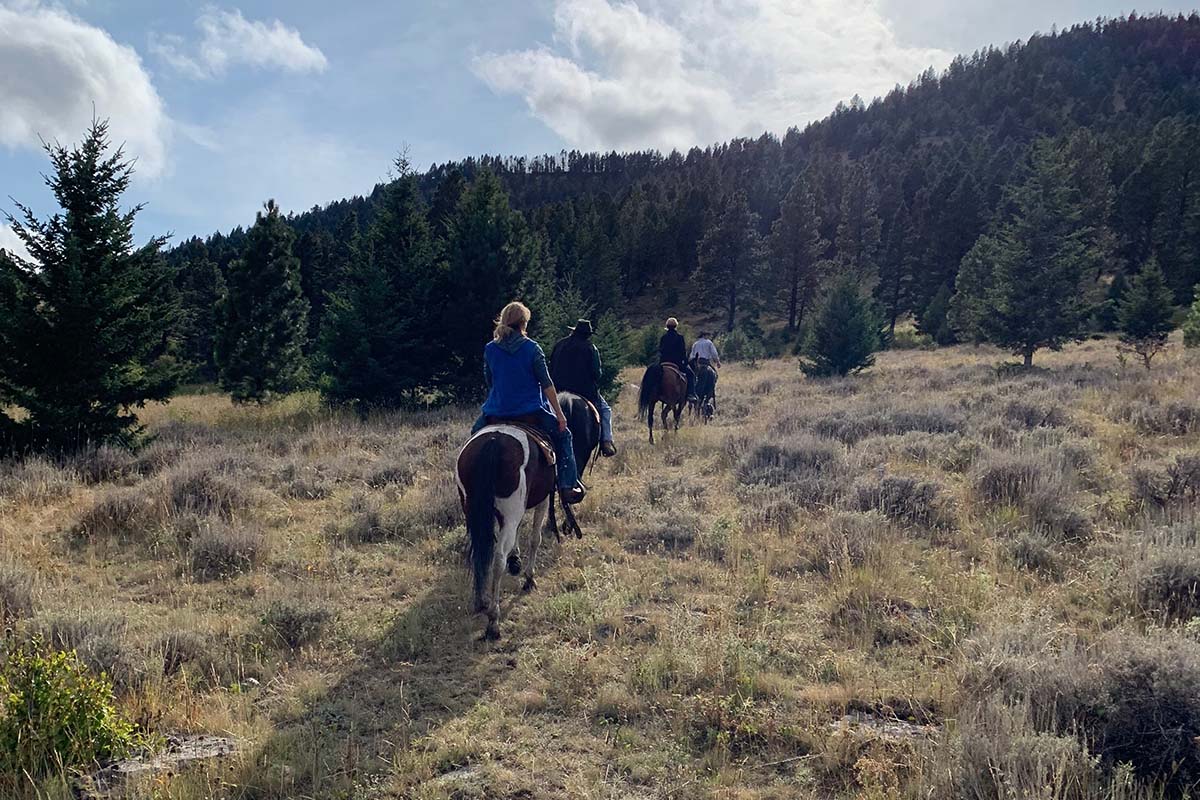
[3,336,1199,798]
[159,13,1200,391]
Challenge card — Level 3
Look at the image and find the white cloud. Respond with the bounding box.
[0,2,170,177]
[0,223,33,264]
[151,7,328,79]
[473,0,953,151]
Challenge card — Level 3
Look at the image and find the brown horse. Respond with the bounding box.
[637,363,688,443]
[455,424,580,639]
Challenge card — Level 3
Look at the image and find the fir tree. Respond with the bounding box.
[800,276,882,377]
[215,200,309,402]
[1118,256,1176,368]
[697,190,764,332]
[442,170,539,399]
[949,139,1106,366]
[0,120,182,451]
[834,166,882,283]
[878,202,919,338]
[320,159,442,407]
[770,175,827,332]
[918,284,956,346]
[173,238,224,383]
[1183,285,1200,349]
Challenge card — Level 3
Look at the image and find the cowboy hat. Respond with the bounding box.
[568,319,594,337]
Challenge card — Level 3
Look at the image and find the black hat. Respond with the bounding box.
[569,319,593,337]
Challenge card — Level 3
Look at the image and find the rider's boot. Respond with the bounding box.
[600,440,617,457]
[560,482,586,504]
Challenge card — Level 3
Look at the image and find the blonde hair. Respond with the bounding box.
[493,301,531,341]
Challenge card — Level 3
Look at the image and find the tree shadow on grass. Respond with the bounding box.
[235,560,540,798]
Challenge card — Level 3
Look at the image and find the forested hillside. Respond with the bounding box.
[166,13,1198,388]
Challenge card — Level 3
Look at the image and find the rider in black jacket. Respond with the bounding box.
[658,317,696,400]
[549,320,617,457]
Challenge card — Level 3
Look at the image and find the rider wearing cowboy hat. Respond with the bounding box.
[659,317,696,400]
[549,319,617,457]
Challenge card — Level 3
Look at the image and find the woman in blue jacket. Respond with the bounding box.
[471,301,585,504]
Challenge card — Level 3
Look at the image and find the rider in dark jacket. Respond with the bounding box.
[658,317,696,399]
[549,320,617,457]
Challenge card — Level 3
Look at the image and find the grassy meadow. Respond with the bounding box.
[3,336,1200,798]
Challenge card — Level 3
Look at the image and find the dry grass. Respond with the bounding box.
[2,336,1199,798]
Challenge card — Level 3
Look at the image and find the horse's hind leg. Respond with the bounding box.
[485,502,523,640]
[648,403,655,444]
[523,498,549,593]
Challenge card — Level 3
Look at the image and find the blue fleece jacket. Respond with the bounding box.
[480,334,553,418]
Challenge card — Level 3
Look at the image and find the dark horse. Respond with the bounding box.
[456,424,581,639]
[559,391,601,476]
[637,363,688,443]
[689,362,718,424]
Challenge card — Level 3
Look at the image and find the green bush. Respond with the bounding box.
[1184,284,1200,348]
[0,642,136,780]
[719,328,764,365]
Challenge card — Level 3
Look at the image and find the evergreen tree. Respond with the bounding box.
[949,140,1106,366]
[697,190,764,332]
[1118,256,1176,368]
[443,170,539,398]
[0,120,182,451]
[878,202,920,338]
[800,275,882,377]
[216,200,309,402]
[1096,271,1130,331]
[1183,285,1200,349]
[591,313,628,397]
[770,175,827,332]
[173,238,224,383]
[834,166,882,283]
[918,283,956,346]
[320,159,442,407]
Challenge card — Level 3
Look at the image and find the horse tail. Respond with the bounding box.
[467,436,501,612]
[638,364,662,422]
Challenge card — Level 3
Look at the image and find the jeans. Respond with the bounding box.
[471,410,580,490]
[597,395,613,443]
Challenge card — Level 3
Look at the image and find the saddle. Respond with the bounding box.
[661,362,685,381]
[482,414,556,466]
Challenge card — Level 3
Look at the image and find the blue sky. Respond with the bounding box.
[2,0,1197,253]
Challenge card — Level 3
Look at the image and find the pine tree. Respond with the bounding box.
[1117,256,1176,368]
[173,238,224,383]
[949,140,1106,366]
[0,120,182,451]
[834,166,882,284]
[215,200,309,402]
[878,203,919,338]
[320,160,442,408]
[770,175,827,332]
[697,190,764,332]
[591,313,628,397]
[1183,285,1200,349]
[442,170,539,399]
[800,275,882,377]
[918,283,956,346]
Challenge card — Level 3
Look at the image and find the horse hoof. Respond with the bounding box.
[522,577,537,593]
[482,626,501,641]
[506,554,522,575]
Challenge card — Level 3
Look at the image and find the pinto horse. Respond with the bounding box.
[455,424,581,640]
[637,363,687,443]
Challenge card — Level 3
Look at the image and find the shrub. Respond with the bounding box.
[962,627,1200,792]
[68,487,161,544]
[261,599,331,649]
[70,445,136,485]
[973,451,1054,507]
[156,630,227,681]
[736,435,842,487]
[37,616,136,690]
[1131,454,1200,508]
[720,328,764,364]
[1008,531,1061,578]
[189,521,265,580]
[889,327,933,350]
[0,458,75,505]
[1132,523,1200,622]
[808,512,885,575]
[626,510,702,554]
[852,475,949,528]
[165,461,252,519]
[0,563,33,624]
[0,643,136,780]
[1002,399,1069,429]
[1123,400,1200,437]
[364,456,418,489]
